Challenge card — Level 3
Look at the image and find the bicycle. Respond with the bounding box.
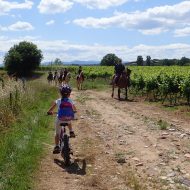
[47,112,74,166]
[59,122,72,166]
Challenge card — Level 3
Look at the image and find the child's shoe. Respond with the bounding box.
[53,145,60,154]
[70,131,76,138]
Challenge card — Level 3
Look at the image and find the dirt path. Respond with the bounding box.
[36,89,190,190]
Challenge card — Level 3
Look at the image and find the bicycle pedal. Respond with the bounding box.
[69,136,76,138]
[53,150,60,154]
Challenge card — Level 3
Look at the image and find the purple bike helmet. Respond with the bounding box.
[59,84,72,96]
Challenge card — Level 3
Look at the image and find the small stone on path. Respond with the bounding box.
[159,136,167,139]
[179,177,190,187]
[167,172,176,177]
[136,163,143,167]
[117,158,126,164]
[132,157,140,162]
[184,154,190,159]
[169,128,176,131]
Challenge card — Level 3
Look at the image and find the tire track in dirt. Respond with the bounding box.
[36,89,190,190]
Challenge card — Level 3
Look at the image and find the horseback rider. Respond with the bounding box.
[114,59,125,85]
[77,66,84,81]
[58,69,64,84]
[47,71,53,82]
[53,70,58,80]
[63,68,68,81]
[112,60,131,100]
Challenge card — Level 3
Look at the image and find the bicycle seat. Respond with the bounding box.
[60,123,68,126]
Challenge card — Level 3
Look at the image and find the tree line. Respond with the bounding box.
[136,56,190,66]
[100,54,190,66]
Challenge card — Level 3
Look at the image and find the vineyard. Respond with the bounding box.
[129,66,190,105]
[40,65,190,105]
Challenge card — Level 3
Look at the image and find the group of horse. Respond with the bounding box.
[47,71,69,86]
[47,67,131,100]
[47,70,84,90]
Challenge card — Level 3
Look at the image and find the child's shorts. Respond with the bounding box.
[55,118,71,136]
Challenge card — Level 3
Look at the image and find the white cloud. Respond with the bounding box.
[17,36,40,40]
[0,0,33,15]
[0,21,34,31]
[139,28,168,35]
[38,0,73,14]
[64,20,71,24]
[37,0,143,14]
[73,0,129,9]
[46,20,55,25]
[9,21,34,31]
[1,37,190,64]
[0,35,8,40]
[174,27,190,37]
[0,25,7,31]
[73,1,190,35]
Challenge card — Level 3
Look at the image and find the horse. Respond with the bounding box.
[53,73,59,86]
[111,68,131,100]
[77,72,84,90]
[47,72,54,85]
[64,72,71,85]
[58,71,64,85]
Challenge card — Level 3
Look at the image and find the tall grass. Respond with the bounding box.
[0,75,57,190]
[0,78,27,132]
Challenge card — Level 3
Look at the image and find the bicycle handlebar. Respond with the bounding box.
[47,111,57,115]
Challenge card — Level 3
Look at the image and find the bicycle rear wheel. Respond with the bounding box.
[61,135,71,166]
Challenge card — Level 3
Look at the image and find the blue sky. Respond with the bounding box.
[0,0,190,63]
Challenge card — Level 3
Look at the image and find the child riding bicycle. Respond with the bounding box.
[47,84,76,154]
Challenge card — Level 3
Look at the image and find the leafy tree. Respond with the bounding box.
[137,55,143,66]
[100,53,120,66]
[146,56,151,66]
[178,57,190,66]
[161,59,176,66]
[53,58,62,65]
[4,41,43,76]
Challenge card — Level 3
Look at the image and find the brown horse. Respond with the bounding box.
[63,72,71,85]
[111,68,131,100]
[77,72,84,90]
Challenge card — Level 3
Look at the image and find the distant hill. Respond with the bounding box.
[43,60,100,66]
[42,60,132,66]
[66,60,100,65]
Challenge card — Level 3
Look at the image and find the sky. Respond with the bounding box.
[0,0,190,64]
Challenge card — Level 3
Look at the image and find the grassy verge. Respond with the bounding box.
[0,78,57,190]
